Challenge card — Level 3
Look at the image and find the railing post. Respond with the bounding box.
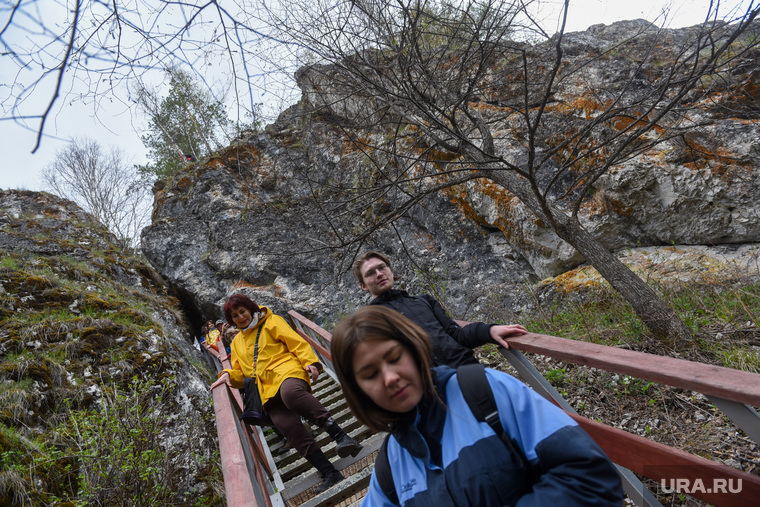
[705,396,760,445]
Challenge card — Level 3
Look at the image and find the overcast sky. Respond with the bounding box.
[0,0,752,192]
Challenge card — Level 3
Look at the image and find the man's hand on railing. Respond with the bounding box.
[489,324,528,349]
[210,371,231,391]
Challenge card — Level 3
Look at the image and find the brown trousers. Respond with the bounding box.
[265,377,331,457]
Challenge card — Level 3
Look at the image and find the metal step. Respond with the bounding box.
[282,432,385,505]
[262,373,384,506]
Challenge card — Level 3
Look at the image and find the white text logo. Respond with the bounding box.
[660,478,742,494]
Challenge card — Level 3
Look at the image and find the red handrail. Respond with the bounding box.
[212,384,261,506]
[205,345,273,506]
[497,332,760,405]
[288,309,760,506]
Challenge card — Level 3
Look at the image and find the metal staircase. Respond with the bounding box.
[264,372,384,507]
[206,310,386,507]
[209,310,760,507]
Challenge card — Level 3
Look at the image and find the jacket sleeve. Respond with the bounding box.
[270,315,322,370]
[485,369,623,506]
[425,295,493,349]
[221,331,247,389]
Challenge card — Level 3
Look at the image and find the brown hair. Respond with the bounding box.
[352,251,392,283]
[223,294,261,326]
[330,306,435,432]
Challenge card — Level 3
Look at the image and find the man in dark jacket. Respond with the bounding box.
[353,251,528,367]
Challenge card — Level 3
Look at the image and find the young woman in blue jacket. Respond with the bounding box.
[330,306,623,506]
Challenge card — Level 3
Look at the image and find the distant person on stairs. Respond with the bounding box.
[203,319,221,353]
[210,294,362,494]
[353,251,528,368]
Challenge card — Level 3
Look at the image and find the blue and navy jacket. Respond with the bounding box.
[362,366,622,506]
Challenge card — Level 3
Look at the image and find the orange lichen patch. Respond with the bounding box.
[612,114,650,131]
[341,136,377,156]
[611,115,666,136]
[441,177,550,250]
[548,95,612,117]
[412,230,437,252]
[272,283,286,298]
[474,179,519,207]
[736,76,760,101]
[469,100,513,114]
[175,176,194,192]
[681,133,748,171]
[229,280,255,290]
[206,158,227,170]
[228,280,274,292]
[442,185,488,226]
[218,145,264,168]
[427,149,460,162]
[580,192,635,217]
[700,67,760,118]
[544,265,606,294]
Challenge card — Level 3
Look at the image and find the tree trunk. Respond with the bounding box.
[552,212,692,342]
[486,171,692,342]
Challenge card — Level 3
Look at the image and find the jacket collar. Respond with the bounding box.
[239,306,271,335]
[369,289,408,305]
[391,366,455,461]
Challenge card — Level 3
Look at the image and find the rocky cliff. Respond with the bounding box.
[0,190,222,505]
[141,20,760,329]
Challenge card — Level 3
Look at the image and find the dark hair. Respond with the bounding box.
[221,328,236,348]
[330,306,435,432]
[223,294,261,326]
[352,251,392,283]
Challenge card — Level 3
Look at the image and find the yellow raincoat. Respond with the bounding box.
[206,328,220,346]
[220,307,322,405]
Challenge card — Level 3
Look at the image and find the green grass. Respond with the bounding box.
[719,349,760,374]
[522,278,760,371]
[1,255,19,269]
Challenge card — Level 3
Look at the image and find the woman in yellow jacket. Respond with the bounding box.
[210,294,361,493]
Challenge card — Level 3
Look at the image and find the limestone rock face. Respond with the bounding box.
[141,20,760,325]
[141,134,534,327]
[0,189,221,504]
[292,20,760,276]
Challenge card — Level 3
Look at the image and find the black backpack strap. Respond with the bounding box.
[456,363,528,470]
[374,433,399,505]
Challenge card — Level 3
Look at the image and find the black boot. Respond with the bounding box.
[305,450,344,494]
[323,417,363,458]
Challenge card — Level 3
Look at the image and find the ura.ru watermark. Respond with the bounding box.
[659,478,742,494]
[644,464,749,500]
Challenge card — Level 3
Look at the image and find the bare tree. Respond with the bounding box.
[0,0,290,152]
[4,0,759,340]
[269,0,760,341]
[42,138,151,250]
